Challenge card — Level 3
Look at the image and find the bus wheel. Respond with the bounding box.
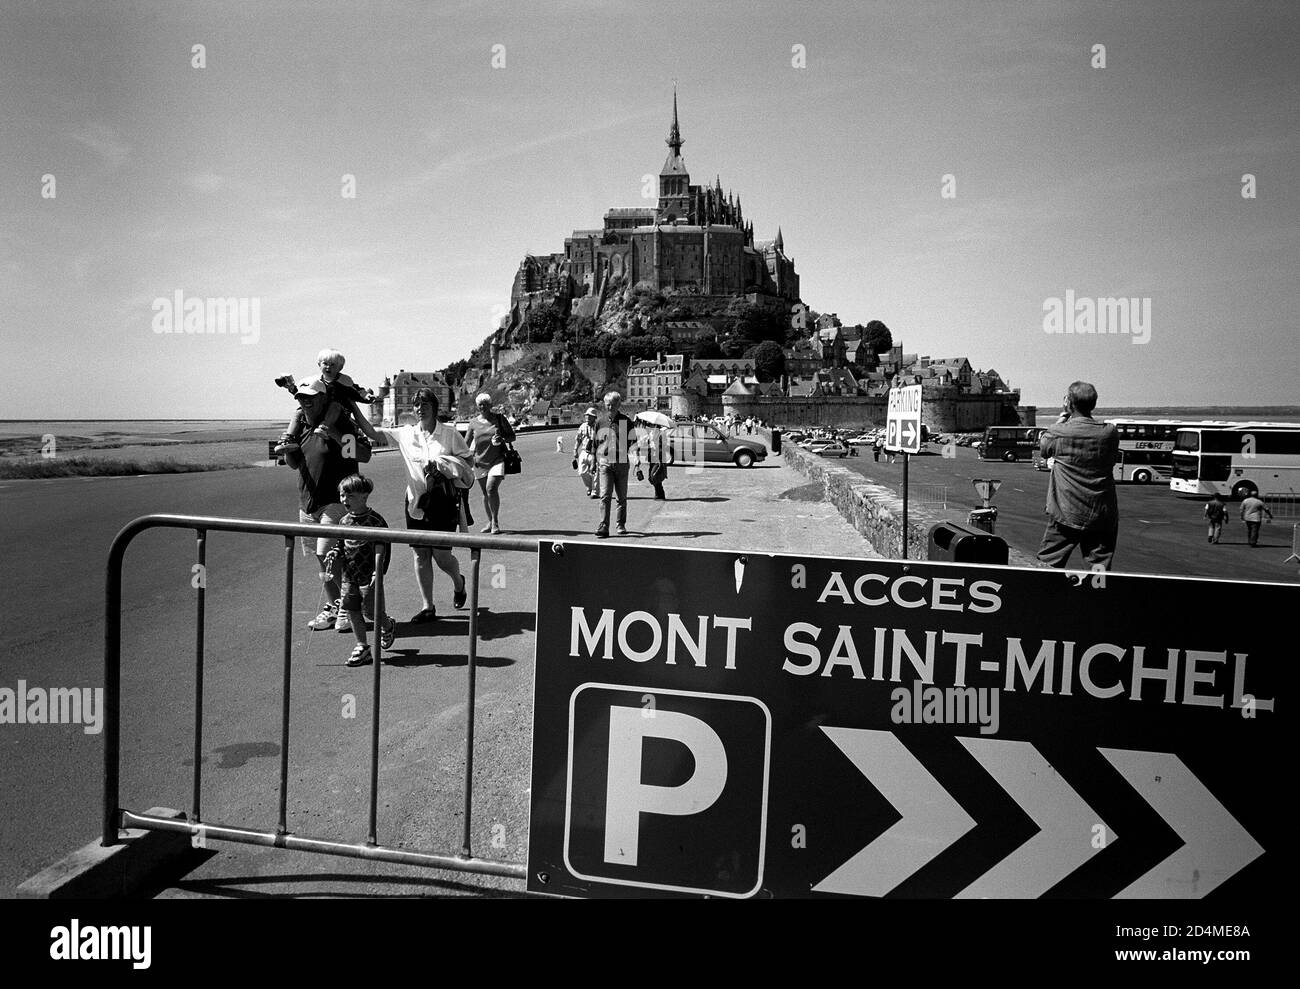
[1232,481,1258,500]
[1133,468,1152,484]
[1002,451,1018,463]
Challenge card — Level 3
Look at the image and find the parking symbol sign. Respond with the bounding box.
[561,684,771,897]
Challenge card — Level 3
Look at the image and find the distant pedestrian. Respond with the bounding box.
[745,416,753,436]
[1036,381,1120,570]
[1204,494,1227,544]
[872,435,882,462]
[1239,494,1273,547]
[573,406,599,497]
[556,434,564,453]
[635,425,672,500]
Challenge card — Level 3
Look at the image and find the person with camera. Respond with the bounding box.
[356,387,470,623]
[465,392,516,535]
[274,349,375,462]
[288,351,368,632]
[1036,381,1121,571]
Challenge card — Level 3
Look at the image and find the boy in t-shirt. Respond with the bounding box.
[323,474,397,667]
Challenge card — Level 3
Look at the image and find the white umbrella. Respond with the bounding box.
[635,410,675,428]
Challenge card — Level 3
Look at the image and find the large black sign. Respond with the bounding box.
[527,542,1286,898]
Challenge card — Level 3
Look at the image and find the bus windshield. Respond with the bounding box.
[1174,430,1199,453]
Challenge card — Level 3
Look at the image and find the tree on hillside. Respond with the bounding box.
[863,319,893,354]
[745,340,786,382]
[728,301,785,349]
[692,335,723,359]
[438,359,470,387]
[522,300,565,343]
[575,333,613,359]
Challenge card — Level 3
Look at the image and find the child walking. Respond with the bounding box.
[323,474,397,667]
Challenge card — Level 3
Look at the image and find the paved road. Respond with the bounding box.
[0,431,866,897]
[832,443,1300,583]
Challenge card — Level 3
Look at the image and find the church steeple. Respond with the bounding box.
[666,87,684,157]
[775,226,784,251]
[657,88,690,222]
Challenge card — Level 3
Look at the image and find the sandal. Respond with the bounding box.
[453,578,468,610]
[380,616,396,649]
[346,643,373,667]
[410,607,437,623]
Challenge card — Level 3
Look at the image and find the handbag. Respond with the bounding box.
[503,444,522,475]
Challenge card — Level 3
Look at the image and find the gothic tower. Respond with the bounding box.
[656,88,691,223]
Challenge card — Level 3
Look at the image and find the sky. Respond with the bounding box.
[1,0,1297,418]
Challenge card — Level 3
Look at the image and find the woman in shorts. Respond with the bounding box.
[465,392,515,534]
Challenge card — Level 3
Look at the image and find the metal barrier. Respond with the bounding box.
[901,483,949,509]
[104,514,537,880]
[1265,493,1300,518]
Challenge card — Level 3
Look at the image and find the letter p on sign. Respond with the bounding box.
[605,706,728,866]
[563,685,771,896]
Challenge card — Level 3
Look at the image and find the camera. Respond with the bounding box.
[273,375,298,394]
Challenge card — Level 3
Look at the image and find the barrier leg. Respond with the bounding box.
[462,548,482,858]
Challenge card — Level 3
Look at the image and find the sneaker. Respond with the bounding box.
[453,579,468,610]
[346,643,373,667]
[616,525,628,536]
[335,611,353,634]
[380,616,396,649]
[308,600,339,631]
[595,527,609,539]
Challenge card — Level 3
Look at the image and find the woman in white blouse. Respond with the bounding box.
[358,387,470,622]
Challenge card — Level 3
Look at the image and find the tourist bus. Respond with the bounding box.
[1104,419,1237,483]
[1170,423,1300,499]
[979,425,1046,462]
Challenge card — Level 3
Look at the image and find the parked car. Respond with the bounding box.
[810,440,851,458]
[846,433,873,446]
[665,422,768,467]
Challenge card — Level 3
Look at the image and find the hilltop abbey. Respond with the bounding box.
[453,94,1031,433]
[509,93,799,313]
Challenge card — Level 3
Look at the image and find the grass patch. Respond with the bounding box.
[0,457,253,479]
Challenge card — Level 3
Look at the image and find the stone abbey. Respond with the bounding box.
[510,92,799,314]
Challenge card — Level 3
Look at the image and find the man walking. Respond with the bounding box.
[1204,494,1227,544]
[593,391,638,538]
[1239,493,1273,547]
[1036,381,1120,571]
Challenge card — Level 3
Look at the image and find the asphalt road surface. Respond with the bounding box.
[833,442,1300,584]
[0,430,864,897]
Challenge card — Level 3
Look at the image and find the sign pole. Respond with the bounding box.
[901,451,909,559]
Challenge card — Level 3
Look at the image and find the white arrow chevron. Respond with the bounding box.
[815,728,974,896]
[955,737,1114,898]
[1101,748,1264,898]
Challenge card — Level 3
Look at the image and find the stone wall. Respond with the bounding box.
[766,429,1040,567]
[495,347,526,372]
[573,357,628,394]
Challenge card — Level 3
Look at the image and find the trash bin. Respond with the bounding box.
[928,520,1008,565]
[771,428,782,455]
[967,507,998,534]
